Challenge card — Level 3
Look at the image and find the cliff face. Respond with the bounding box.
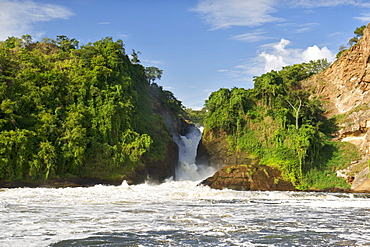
[303,23,370,191]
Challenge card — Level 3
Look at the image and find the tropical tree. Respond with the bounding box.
[145,66,163,84]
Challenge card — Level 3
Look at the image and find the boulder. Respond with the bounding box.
[200,164,296,191]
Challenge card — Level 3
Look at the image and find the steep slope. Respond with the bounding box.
[0,36,188,187]
[303,23,370,191]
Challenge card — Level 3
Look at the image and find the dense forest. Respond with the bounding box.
[201,60,359,190]
[0,35,184,183]
[0,31,362,190]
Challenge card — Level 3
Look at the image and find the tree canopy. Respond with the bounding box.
[203,60,356,189]
[0,35,183,182]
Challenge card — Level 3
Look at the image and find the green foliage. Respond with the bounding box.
[301,141,359,189]
[150,83,183,115]
[337,25,366,58]
[204,87,253,134]
[145,66,163,84]
[184,108,207,125]
[348,25,366,46]
[0,35,181,182]
[302,59,331,75]
[203,60,352,189]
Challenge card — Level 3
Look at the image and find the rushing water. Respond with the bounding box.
[1,128,370,246]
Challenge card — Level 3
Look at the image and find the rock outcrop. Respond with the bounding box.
[200,164,296,191]
[196,131,249,170]
[197,131,296,191]
[304,23,370,119]
[303,23,370,191]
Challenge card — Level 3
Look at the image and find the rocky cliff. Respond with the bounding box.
[303,23,370,191]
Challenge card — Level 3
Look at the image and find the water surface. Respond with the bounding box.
[1,181,370,246]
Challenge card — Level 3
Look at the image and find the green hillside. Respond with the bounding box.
[0,35,183,184]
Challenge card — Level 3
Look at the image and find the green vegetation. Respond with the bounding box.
[337,25,366,58]
[184,107,207,125]
[0,35,183,182]
[203,60,358,189]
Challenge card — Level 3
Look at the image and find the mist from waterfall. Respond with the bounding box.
[174,126,216,181]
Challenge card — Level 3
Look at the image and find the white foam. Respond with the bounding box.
[1,184,370,246]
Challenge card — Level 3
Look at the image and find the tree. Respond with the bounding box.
[286,96,302,130]
[145,66,163,84]
[303,59,331,75]
[56,35,79,51]
[21,35,33,47]
[336,45,347,59]
[348,25,366,46]
[0,35,180,183]
[131,49,141,64]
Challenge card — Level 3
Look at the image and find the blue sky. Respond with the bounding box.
[1,0,370,109]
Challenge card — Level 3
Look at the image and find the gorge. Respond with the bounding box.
[2,24,370,192]
[2,23,370,247]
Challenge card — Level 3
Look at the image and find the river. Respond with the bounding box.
[1,128,370,246]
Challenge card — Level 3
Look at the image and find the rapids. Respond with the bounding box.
[1,127,370,246]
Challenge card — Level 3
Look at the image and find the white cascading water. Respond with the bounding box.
[2,128,370,246]
[174,126,216,181]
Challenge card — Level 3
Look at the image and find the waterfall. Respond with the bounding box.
[174,126,216,181]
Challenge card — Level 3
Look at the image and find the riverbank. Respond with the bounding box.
[0,177,123,189]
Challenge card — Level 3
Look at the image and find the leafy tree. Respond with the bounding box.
[348,25,366,46]
[145,66,163,84]
[130,49,141,64]
[337,25,367,58]
[203,60,336,188]
[303,59,331,75]
[56,35,79,51]
[0,35,183,183]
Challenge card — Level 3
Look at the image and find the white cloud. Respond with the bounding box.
[302,45,334,61]
[193,0,370,31]
[142,59,164,65]
[231,30,274,42]
[192,0,283,30]
[283,0,370,8]
[259,52,287,72]
[0,0,73,40]
[235,39,335,76]
[354,14,370,22]
[328,31,345,37]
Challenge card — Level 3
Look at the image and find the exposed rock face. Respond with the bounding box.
[200,164,296,191]
[148,101,193,184]
[144,139,178,184]
[302,23,370,191]
[196,131,249,170]
[304,23,370,119]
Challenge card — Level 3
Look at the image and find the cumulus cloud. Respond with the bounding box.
[239,39,335,76]
[191,0,283,30]
[0,0,73,40]
[301,45,334,61]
